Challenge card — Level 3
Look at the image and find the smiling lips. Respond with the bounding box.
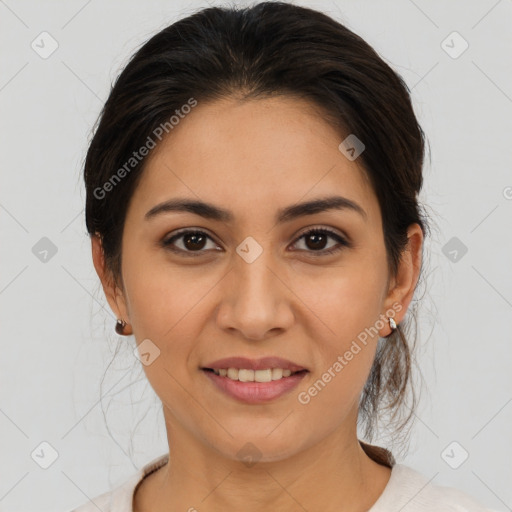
[201,356,309,403]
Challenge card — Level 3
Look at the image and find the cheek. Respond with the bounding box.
[288,260,386,407]
[126,279,204,411]
[119,255,202,377]
[122,243,214,337]
[291,255,388,342]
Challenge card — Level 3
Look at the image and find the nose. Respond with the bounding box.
[215,250,295,341]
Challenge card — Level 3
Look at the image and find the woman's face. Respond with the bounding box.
[93,95,421,463]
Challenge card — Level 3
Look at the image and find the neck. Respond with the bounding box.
[134,415,392,512]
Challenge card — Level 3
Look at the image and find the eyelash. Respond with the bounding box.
[161,227,350,257]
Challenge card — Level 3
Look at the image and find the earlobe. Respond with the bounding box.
[383,223,424,327]
[91,234,130,327]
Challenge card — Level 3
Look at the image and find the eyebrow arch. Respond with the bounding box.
[144,195,367,224]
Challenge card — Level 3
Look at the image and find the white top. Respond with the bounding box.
[68,451,500,512]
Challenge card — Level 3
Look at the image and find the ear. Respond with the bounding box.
[91,234,130,324]
[382,223,424,325]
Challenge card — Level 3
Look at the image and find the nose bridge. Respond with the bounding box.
[216,235,293,339]
[234,236,279,308]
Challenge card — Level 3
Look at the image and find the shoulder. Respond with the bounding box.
[373,463,500,512]
[66,453,169,512]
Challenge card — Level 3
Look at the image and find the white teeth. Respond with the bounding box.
[272,368,283,380]
[212,367,296,382]
[227,368,239,380]
[255,369,272,382]
[238,369,254,382]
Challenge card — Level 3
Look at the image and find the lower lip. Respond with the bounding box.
[202,369,308,404]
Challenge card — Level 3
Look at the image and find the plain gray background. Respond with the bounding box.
[1,1,511,511]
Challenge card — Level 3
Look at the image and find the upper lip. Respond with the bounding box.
[202,356,308,372]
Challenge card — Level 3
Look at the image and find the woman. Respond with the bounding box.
[71,2,498,511]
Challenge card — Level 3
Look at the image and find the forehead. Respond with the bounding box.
[128,96,379,227]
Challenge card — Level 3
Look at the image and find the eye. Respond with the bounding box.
[291,227,350,256]
[161,227,350,257]
[162,229,220,256]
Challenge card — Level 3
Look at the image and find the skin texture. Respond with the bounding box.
[92,95,423,512]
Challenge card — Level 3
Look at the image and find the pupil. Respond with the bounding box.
[307,232,326,250]
[185,233,206,250]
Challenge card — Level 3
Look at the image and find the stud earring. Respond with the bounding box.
[383,316,398,338]
[115,319,126,335]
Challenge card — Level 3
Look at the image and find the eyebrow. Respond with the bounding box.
[144,195,367,224]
